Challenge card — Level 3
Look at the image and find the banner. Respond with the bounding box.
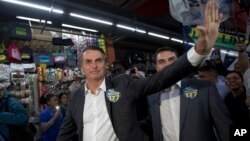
[188,28,250,50]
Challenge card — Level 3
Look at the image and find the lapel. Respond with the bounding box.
[105,78,113,124]
[78,86,86,130]
[154,92,163,141]
[179,80,191,135]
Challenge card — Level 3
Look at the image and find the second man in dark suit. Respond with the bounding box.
[147,47,232,141]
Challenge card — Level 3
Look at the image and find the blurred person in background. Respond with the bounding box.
[224,71,250,127]
[40,94,63,141]
[110,60,126,77]
[234,41,250,112]
[58,92,69,119]
[198,60,230,100]
[69,68,85,92]
[0,84,29,141]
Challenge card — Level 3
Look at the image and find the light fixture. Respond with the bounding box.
[70,13,113,25]
[1,0,63,14]
[135,29,146,34]
[148,32,169,40]
[171,38,183,43]
[16,16,52,24]
[116,24,146,34]
[62,24,98,33]
[16,16,40,22]
[188,42,195,46]
[116,24,135,31]
[41,20,52,24]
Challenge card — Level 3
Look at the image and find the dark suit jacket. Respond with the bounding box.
[56,53,196,141]
[148,79,232,141]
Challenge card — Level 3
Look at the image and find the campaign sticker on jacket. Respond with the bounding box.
[184,87,198,99]
[106,89,121,103]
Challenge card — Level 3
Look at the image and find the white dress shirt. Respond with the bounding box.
[83,79,118,141]
[160,82,181,141]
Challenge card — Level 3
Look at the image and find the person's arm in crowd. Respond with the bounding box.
[0,97,28,125]
[41,110,61,132]
[236,42,250,107]
[213,49,230,77]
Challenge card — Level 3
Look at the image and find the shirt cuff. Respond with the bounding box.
[187,47,209,67]
[243,68,250,96]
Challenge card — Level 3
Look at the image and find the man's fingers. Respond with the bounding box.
[214,2,219,22]
[204,0,212,24]
[196,26,207,38]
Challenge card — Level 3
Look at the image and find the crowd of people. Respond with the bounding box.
[1,0,250,141]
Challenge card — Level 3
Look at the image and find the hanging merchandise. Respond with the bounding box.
[66,48,77,68]
[9,23,32,41]
[98,35,106,53]
[169,0,232,25]
[33,52,53,66]
[0,40,8,63]
[52,53,67,64]
[8,42,21,62]
[0,64,10,82]
[21,45,34,63]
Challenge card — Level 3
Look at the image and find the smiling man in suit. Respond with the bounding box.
[147,46,232,141]
[57,0,224,140]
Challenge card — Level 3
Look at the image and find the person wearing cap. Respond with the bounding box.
[0,84,29,141]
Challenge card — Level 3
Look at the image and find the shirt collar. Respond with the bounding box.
[85,78,106,95]
[176,81,181,88]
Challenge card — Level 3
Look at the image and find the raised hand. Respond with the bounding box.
[195,0,223,55]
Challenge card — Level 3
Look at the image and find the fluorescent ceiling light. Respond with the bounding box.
[16,16,52,24]
[148,32,169,40]
[171,38,183,43]
[70,13,113,25]
[135,29,146,34]
[117,24,135,31]
[116,24,146,34]
[62,24,98,33]
[1,0,63,14]
[188,42,195,46]
[16,16,40,22]
[41,20,52,24]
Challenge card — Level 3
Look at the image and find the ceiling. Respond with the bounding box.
[0,0,248,51]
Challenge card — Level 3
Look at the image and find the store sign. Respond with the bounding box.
[188,28,250,50]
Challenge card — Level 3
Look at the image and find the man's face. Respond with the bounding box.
[60,94,68,106]
[225,72,243,91]
[81,50,106,81]
[156,50,177,72]
[48,96,58,108]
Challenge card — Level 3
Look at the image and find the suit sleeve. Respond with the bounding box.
[131,53,196,99]
[208,83,232,141]
[57,94,78,141]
